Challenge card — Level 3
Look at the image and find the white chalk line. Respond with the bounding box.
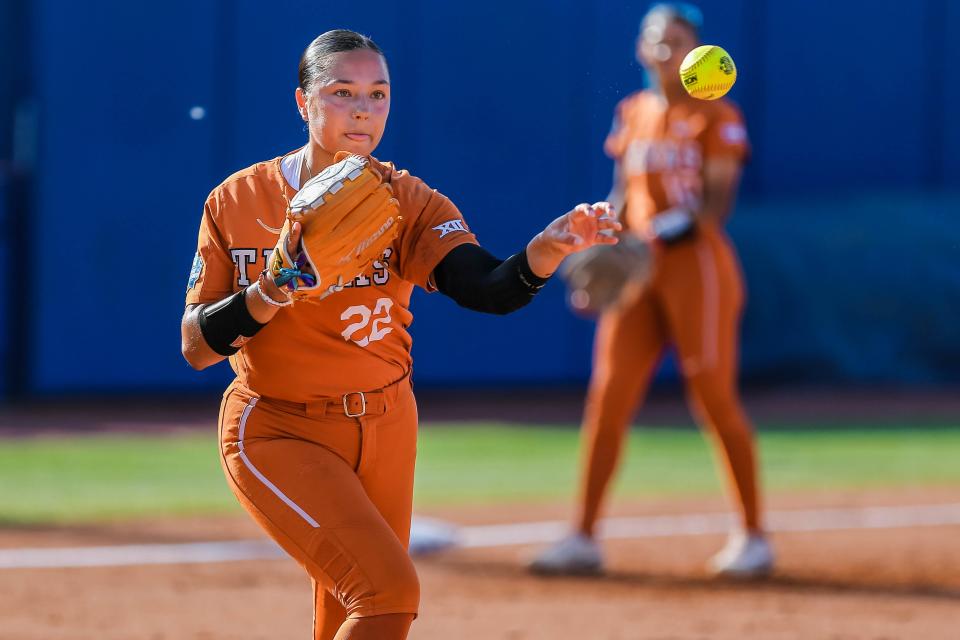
[1,503,959,570]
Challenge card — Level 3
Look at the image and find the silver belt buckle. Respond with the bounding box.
[343,391,366,417]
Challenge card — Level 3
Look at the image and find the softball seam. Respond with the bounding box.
[680,48,714,74]
[690,83,733,94]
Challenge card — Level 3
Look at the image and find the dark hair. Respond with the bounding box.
[642,2,703,38]
[298,29,385,94]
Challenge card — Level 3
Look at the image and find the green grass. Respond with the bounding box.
[413,424,960,504]
[0,424,958,524]
[0,433,234,523]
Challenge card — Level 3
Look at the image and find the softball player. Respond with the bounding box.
[531,3,773,578]
[180,30,619,640]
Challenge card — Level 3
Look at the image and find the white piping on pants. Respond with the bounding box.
[238,397,320,528]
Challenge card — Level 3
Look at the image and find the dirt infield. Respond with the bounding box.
[2,388,958,638]
[2,489,958,639]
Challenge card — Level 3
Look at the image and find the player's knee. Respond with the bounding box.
[688,382,742,421]
[341,551,420,617]
[380,558,420,610]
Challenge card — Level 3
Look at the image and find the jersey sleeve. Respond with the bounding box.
[185,190,237,305]
[703,102,751,162]
[393,176,478,291]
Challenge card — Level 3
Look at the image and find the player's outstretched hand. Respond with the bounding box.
[526,202,622,278]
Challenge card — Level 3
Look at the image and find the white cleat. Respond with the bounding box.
[709,531,775,578]
[529,533,604,576]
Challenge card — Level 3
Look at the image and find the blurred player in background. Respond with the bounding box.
[181,29,619,640]
[531,2,773,578]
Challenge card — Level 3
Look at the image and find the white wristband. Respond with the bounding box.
[254,274,293,308]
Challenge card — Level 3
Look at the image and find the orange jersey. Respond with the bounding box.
[604,90,749,233]
[186,151,477,401]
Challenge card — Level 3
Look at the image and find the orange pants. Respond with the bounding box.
[218,376,419,640]
[577,227,762,535]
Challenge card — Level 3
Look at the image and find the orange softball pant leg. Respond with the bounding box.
[218,380,420,640]
[576,291,666,536]
[311,388,420,640]
[661,231,762,532]
[312,386,420,640]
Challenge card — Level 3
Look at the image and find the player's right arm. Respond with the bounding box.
[180,280,283,370]
[181,305,225,370]
[180,198,301,371]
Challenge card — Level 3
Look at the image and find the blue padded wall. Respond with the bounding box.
[15,0,959,393]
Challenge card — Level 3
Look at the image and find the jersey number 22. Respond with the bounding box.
[340,298,394,347]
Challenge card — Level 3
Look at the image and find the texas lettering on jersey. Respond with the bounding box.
[228,247,394,289]
[624,139,703,176]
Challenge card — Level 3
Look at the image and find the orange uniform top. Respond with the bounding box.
[186,152,478,401]
[604,90,750,233]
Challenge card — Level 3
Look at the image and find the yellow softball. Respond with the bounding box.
[679,45,737,100]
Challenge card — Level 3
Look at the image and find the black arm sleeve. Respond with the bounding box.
[433,244,550,315]
[197,289,266,356]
